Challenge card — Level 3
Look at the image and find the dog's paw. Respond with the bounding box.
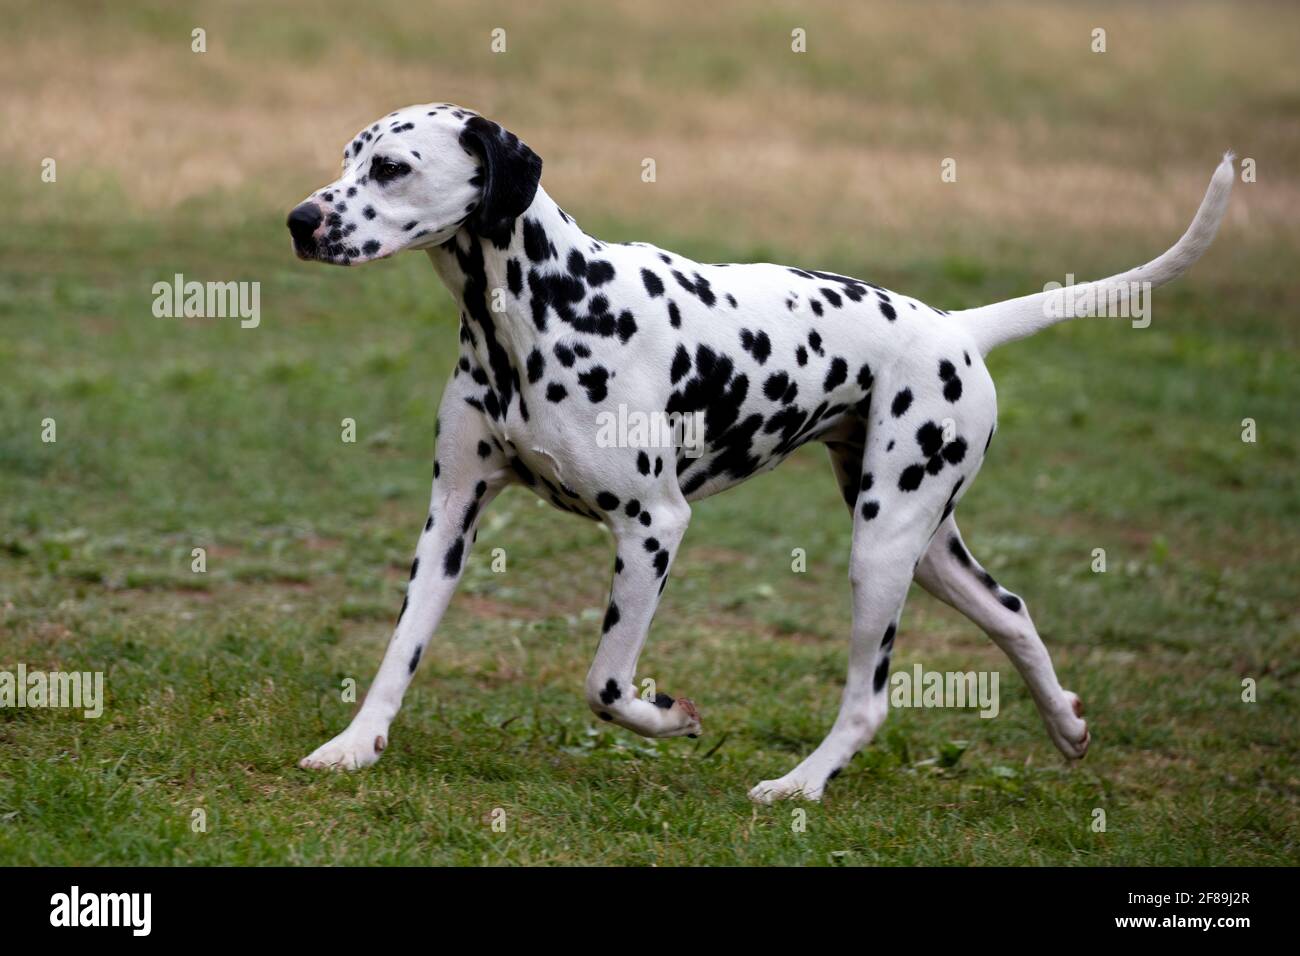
[643,696,702,738]
[1046,691,1089,760]
[300,725,387,771]
[748,773,824,805]
[668,697,703,738]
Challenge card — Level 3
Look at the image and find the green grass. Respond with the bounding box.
[1,180,1295,865]
[1,0,1298,865]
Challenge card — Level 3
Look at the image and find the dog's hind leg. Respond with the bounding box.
[751,357,1001,802]
[583,490,701,738]
[300,377,512,771]
[914,516,1089,759]
[753,426,981,800]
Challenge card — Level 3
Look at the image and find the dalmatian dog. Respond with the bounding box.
[288,104,1233,802]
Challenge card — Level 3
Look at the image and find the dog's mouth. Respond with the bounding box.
[292,238,320,261]
[299,242,391,267]
[287,200,392,266]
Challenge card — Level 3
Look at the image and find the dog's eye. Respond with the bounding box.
[372,157,411,183]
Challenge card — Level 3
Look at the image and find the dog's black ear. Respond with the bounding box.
[459,116,543,242]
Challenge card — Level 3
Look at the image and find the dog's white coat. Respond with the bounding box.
[291,105,1232,802]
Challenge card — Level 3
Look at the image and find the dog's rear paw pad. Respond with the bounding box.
[673,697,703,737]
[1051,691,1089,760]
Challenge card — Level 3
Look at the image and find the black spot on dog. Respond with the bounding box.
[873,655,891,693]
[522,217,554,263]
[578,366,610,402]
[653,692,674,709]
[599,679,622,706]
[443,537,465,576]
[891,388,913,417]
[461,499,480,533]
[642,269,664,297]
[586,260,616,286]
[877,291,897,320]
[1000,592,1023,613]
[763,372,791,402]
[823,357,848,392]
[739,329,772,364]
[596,491,620,510]
[409,557,421,580]
[602,603,620,634]
[672,270,716,307]
[676,348,696,385]
[917,421,945,458]
[857,363,874,392]
[546,382,567,402]
[948,536,971,567]
[408,647,422,674]
[526,348,545,384]
[939,359,963,402]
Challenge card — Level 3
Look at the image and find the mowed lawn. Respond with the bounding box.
[0,0,1297,865]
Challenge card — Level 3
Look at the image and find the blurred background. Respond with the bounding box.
[0,1,1296,864]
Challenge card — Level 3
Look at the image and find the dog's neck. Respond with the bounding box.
[425,186,590,379]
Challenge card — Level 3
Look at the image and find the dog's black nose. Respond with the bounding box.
[287,202,323,247]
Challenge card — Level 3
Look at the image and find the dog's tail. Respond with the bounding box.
[954,153,1235,356]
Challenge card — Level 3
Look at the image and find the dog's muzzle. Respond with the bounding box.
[287,202,324,257]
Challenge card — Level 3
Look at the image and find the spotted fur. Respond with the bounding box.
[292,105,1234,802]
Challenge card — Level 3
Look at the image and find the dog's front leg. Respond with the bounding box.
[301,387,510,771]
[584,495,700,738]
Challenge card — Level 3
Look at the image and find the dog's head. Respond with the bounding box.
[287,104,542,265]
